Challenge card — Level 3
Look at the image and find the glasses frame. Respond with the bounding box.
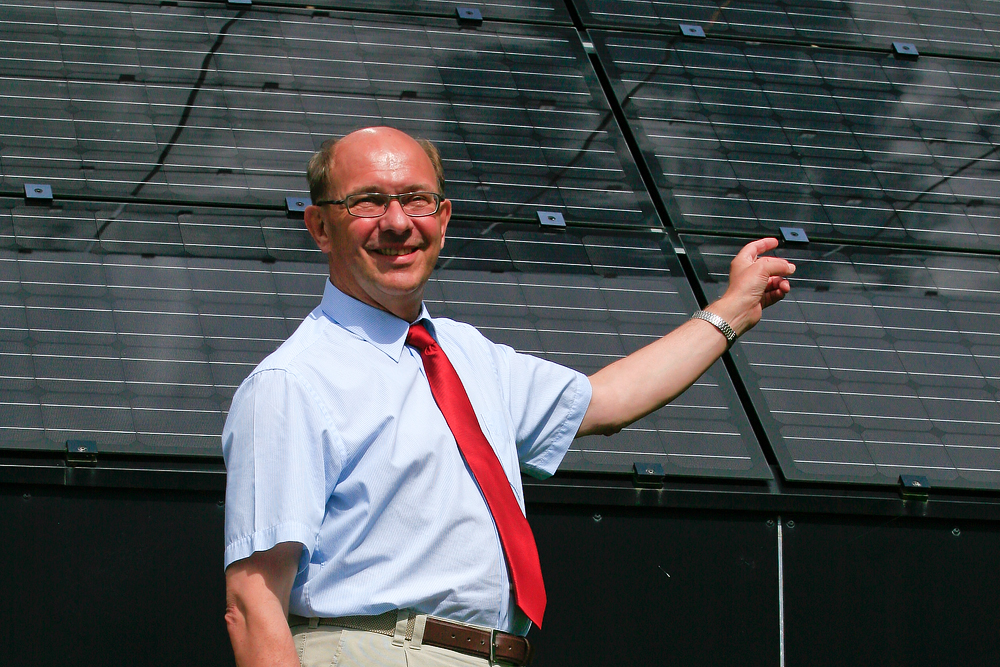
[314,191,443,218]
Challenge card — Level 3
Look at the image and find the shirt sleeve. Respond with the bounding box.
[492,343,593,479]
[221,368,336,570]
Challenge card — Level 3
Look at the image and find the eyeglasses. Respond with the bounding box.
[314,191,443,218]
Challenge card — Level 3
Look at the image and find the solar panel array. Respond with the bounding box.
[1,1,653,226]
[593,32,1000,252]
[4,0,1000,490]
[689,236,1000,489]
[574,0,1000,58]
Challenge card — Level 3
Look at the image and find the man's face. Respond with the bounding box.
[305,128,451,321]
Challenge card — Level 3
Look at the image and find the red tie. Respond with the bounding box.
[406,322,547,627]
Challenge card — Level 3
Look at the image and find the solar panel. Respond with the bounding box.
[573,0,1000,59]
[0,224,773,480]
[265,0,573,24]
[686,234,1000,491]
[439,224,771,478]
[0,0,654,228]
[591,31,1000,251]
[0,197,321,261]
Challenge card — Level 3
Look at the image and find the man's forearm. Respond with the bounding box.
[578,313,728,436]
[226,595,299,667]
[577,238,794,437]
[225,542,303,667]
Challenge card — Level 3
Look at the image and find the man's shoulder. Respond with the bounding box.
[253,306,349,375]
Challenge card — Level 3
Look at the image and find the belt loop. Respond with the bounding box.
[410,614,427,650]
[307,617,319,629]
[392,609,409,646]
[489,628,497,665]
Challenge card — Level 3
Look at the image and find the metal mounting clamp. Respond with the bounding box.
[633,462,665,488]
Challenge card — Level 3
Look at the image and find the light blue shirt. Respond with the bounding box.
[222,281,592,634]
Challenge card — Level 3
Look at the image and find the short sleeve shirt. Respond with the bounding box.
[222,281,592,633]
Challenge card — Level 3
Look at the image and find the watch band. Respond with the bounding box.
[691,310,738,348]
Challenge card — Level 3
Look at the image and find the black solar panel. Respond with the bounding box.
[439,224,771,478]
[592,31,1000,251]
[1,1,654,228]
[0,225,772,479]
[687,234,1000,491]
[1,197,319,261]
[266,0,573,24]
[574,0,1000,59]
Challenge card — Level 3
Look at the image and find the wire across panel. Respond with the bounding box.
[686,235,1000,491]
[0,226,771,480]
[0,0,654,227]
[572,0,1000,59]
[592,31,1000,251]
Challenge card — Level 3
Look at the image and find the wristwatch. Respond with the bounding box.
[691,310,738,348]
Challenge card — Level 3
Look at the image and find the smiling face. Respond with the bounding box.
[303,127,451,322]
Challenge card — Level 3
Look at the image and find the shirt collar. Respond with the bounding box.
[319,280,433,362]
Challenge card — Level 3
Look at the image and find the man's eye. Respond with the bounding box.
[403,193,434,205]
[352,194,386,208]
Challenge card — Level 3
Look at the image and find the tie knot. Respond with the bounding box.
[406,322,436,352]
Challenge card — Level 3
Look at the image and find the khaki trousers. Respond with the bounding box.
[292,616,495,667]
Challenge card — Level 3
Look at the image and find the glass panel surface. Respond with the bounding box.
[594,31,1000,251]
[686,234,1000,491]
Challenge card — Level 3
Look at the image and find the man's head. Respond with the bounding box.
[303,127,451,322]
[307,134,445,204]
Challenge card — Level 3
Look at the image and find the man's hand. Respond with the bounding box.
[578,238,794,437]
[225,542,303,667]
[706,237,794,337]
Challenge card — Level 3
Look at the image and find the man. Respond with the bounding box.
[223,126,795,667]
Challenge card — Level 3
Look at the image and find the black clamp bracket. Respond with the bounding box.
[456,7,483,26]
[899,474,930,500]
[537,211,566,228]
[24,183,53,204]
[633,462,665,488]
[286,195,311,218]
[892,42,919,60]
[679,24,706,39]
[779,226,809,245]
[66,440,98,467]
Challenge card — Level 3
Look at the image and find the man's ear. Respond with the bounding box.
[303,205,332,254]
[437,198,451,250]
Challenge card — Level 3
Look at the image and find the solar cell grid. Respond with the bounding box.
[0,197,340,262]
[424,226,770,476]
[687,235,1000,491]
[594,32,1000,251]
[573,0,1000,58]
[0,227,771,479]
[262,0,572,24]
[0,0,653,227]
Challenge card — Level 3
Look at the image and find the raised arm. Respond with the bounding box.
[578,238,795,437]
[225,541,302,667]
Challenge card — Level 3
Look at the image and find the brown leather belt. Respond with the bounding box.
[288,611,533,666]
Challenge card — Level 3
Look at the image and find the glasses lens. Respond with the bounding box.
[346,193,389,217]
[400,193,440,216]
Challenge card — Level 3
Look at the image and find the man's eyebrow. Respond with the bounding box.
[343,184,436,197]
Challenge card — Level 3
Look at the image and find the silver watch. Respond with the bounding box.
[691,310,738,348]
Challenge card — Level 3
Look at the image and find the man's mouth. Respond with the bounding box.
[373,247,417,257]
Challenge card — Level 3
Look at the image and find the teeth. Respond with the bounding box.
[376,248,416,256]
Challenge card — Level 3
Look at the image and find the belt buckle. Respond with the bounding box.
[488,627,497,665]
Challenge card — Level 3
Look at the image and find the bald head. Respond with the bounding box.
[307,127,445,203]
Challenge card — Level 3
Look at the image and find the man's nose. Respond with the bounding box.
[379,199,413,232]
